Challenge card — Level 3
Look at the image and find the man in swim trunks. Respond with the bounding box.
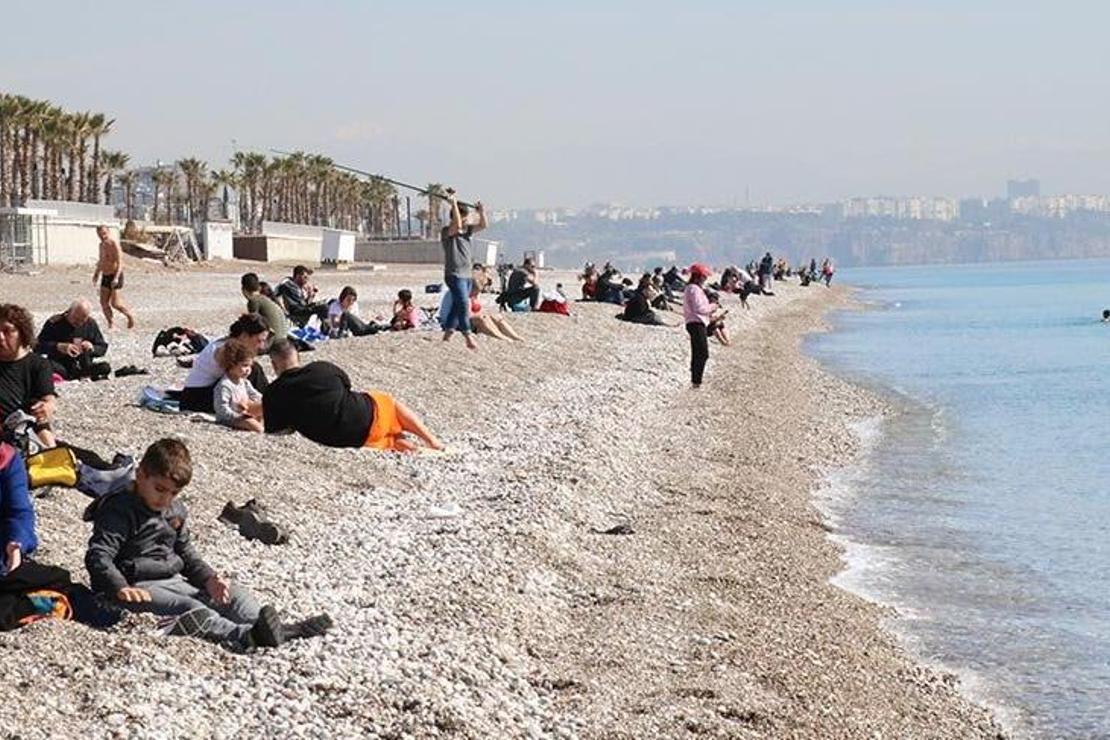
[92,225,136,329]
[260,339,443,452]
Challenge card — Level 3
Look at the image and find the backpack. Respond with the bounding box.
[25,447,79,489]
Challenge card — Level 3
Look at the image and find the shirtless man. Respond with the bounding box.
[92,225,136,329]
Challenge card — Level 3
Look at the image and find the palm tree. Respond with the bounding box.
[176,157,207,224]
[211,169,237,220]
[0,94,18,206]
[99,150,128,210]
[152,168,176,223]
[86,113,113,203]
[425,183,446,238]
[119,170,138,219]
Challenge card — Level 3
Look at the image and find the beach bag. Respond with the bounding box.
[25,447,78,489]
[538,299,570,316]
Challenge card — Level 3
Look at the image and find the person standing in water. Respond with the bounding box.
[440,189,486,350]
[92,225,136,329]
[683,263,715,388]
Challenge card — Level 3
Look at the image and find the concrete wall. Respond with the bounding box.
[355,239,441,264]
[204,222,234,260]
[46,220,115,265]
[321,229,356,263]
[233,234,322,263]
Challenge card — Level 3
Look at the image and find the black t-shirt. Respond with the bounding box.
[262,361,373,448]
[0,353,56,418]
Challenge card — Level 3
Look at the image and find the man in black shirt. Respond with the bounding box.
[261,340,442,452]
[496,257,541,311]
[35,299,110,380]
[274,265,328,327]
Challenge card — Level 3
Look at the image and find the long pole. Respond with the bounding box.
[269,149,477,208]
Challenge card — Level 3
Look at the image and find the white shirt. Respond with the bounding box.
[184,338,226,388]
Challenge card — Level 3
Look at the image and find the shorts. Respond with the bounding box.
[363,392,404,451]
[100,273,123,290]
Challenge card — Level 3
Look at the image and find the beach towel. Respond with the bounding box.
[538,299,570,316]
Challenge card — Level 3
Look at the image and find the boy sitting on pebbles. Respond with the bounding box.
[84,438,331,651]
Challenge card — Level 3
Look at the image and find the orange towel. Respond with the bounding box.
[363,392,405,451]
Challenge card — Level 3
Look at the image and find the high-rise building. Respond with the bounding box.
[1007,179,1040,199]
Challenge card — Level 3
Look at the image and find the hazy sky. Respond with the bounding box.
[3,1,1108,209]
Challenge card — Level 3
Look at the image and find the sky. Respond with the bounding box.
[3,1,1109,209]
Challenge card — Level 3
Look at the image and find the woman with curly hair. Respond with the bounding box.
[0,304,57,448]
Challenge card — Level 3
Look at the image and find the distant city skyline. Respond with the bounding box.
[3,2,1109,210]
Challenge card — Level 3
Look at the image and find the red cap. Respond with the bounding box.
[689,263,712,279]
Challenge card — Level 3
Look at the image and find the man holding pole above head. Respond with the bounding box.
[440,189,486,350]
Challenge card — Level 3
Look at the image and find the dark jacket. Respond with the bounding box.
[35,313,108,363]
[84,489,214,594]
[0,443,37,576]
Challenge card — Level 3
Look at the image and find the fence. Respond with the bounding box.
[0,210,48,269]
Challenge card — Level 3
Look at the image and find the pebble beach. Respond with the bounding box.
[0,260,1005,738]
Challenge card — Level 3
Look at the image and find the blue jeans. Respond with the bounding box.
[441,276,472,334]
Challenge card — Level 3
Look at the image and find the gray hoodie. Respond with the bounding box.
[84,489,215,594]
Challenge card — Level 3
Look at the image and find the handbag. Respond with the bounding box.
[25,446,78,489]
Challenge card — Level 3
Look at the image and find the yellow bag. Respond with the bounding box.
[25,446,78,488]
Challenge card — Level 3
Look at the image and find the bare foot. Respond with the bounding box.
[464,334,478,351]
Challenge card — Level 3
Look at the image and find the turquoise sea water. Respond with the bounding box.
[807,259,1110,738]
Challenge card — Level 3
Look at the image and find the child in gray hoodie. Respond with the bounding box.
[85,438,330,650]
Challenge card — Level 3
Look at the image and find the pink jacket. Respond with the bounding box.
[683,283,712,325]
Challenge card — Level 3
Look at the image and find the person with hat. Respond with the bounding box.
[275,265,328,327]
[683,263,715,388]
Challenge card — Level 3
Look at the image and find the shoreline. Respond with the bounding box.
[0,262,1005,737]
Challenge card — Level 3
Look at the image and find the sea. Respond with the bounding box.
[806,259,1110,738]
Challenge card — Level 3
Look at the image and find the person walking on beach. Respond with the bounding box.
[821,258,835,287]
[440,189,486,350]
[92,225,136,329]
[683,263,714,388]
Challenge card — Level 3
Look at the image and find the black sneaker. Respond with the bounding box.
[282,613,334,641]
[250,605,284,648]
[218,499,264,527]
[238,508,288,546]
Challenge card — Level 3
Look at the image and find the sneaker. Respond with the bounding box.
[166,607,213,638]
[238,508,288,546]
[249,605,284,648]
[282,613,334,641]
[217,499,265,527]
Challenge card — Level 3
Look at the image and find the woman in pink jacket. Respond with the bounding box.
[683,263,715,387]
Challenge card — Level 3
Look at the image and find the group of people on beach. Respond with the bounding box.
[586,254,835,388]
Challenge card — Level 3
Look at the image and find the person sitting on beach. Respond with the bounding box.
[391,290,422,331]
[262,340,443,452]
[85,438,332,650]
[213,339,264,433]
[596,264,626,304]
[619,275,668,326]
[0,304,57,449]
[469,275,523,340]
[35,299,110,381]
[1,439,37,577]
[663,265,686,292]
[275,265,328,327]
[581,267,599,301]
[706,291,731,346]
[327,286,380,338]
[241,273,288,346]
[497,257,542,312]
[177,314,270,413]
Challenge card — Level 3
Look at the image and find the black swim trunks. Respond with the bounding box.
[100,273,123,290]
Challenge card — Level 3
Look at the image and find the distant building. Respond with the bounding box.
[1007,179,1040,199]
[842,196,958,222]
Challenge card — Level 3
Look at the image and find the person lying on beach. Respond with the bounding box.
[213,338,264,433]
[35,299,110,381]
[261,340,443,452]
[0,304,57,449]
[85,438,332,651]
[275,265,328,327]
[241,273,288,346]
[176,314,270,413]
[327,286,380,338]
[469,276,522,340]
